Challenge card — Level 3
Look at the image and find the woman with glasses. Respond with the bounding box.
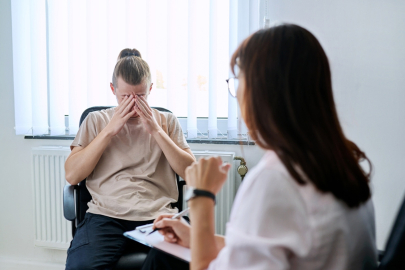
[141,23,377,270]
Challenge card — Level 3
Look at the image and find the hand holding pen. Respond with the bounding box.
[151,208,192,248]
[148,208,189,235]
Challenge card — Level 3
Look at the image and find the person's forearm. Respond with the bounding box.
[152,127,195,179]
[189,197,219,270]
[65,129,113,185]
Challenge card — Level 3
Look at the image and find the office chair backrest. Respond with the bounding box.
[379,194,405,269]
[74,106,184,231]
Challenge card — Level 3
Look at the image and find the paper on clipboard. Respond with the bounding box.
[124,225,191,262]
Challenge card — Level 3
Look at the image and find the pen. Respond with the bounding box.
[147,208,190,236]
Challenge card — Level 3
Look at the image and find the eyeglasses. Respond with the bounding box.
[226,77,239,98]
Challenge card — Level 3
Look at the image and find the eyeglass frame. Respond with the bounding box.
[226,77,238,98]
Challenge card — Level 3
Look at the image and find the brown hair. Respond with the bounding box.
[112,48,151,88]
[231,24,371,208]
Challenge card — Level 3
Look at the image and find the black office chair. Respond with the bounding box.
[63,106,186,270]
[378,194,405,269]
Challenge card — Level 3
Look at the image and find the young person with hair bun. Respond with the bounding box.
[141,24,378,270]
[64,48,195,269]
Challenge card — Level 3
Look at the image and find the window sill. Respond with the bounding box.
[24,135,255,145]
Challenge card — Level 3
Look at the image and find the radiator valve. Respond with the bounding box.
[234,156,248,181]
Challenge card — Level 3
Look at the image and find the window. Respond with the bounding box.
[11,0,269,139]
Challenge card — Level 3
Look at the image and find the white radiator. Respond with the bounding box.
[32,146,72,250]
[189,151,237,235]
[32,147,238,250]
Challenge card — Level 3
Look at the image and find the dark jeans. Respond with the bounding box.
[141,248,189,270]
[65,213,153,270]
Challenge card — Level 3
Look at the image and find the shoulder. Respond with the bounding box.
[240,151,302,200]
[152,107,170,116]
[152,108,180,126]
[236,151,355,223]
[81,107,115,129]
[86,107,114,121]
[152,108,174,118]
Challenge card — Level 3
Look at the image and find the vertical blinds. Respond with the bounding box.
[11,0,260,138]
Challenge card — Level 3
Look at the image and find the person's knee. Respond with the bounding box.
[66,249,96,270]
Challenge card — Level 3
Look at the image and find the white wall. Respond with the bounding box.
[268,0,405,249]
[0,1,264,268]
[1,0,404,268]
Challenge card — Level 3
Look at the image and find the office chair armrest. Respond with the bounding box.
[63,184,76,221]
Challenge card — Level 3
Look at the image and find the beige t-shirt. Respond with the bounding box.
[71,107,190,221]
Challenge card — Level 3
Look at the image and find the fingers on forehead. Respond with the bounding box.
[124,96,133,105]
[135,98,145,108]
[138,96,150,107]
[137,97,148,108]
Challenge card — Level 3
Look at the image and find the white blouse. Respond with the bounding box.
[208,151,377,270]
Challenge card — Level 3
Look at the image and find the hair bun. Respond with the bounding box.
[123,52,141,57]
[117,48,142,60]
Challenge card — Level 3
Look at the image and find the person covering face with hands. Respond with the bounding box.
[64,48,195,270]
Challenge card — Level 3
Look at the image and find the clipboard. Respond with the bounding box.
[124,224,191,262]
